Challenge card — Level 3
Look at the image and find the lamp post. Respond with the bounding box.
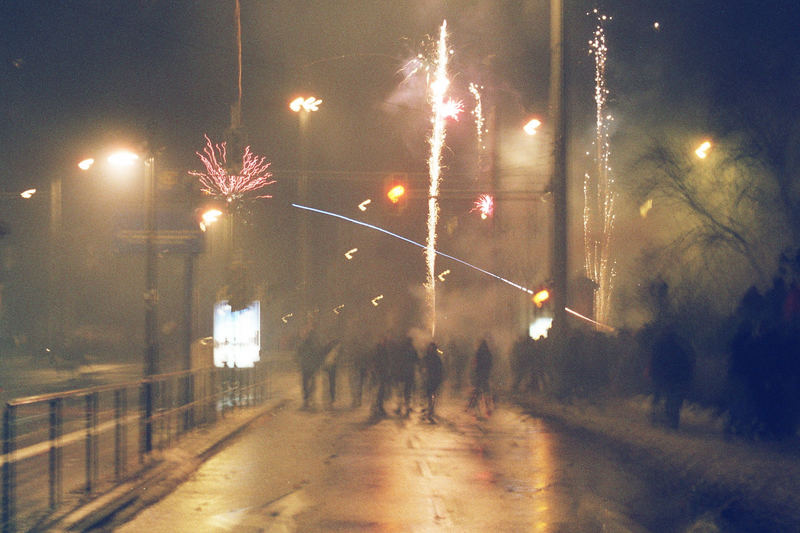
[290,96,322,315]
[549,0,568,336]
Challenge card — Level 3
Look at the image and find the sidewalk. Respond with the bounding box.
[518,393,800,529]
[46,397,289,532]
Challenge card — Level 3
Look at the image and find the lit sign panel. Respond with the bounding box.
[213,300,260,368]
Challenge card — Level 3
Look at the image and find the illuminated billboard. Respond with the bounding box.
[213,300,260,368]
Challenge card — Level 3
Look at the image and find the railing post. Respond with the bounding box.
[48,398,62,509]
[3,406,16,533]
[114,389,127,481]
[141,380,153,456]
[85,392,98,494]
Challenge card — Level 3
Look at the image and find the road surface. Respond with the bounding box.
[113,384,729,532]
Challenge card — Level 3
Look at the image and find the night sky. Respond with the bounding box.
[1,1,798,345]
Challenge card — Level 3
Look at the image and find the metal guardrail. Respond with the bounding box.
[1,364,267,532]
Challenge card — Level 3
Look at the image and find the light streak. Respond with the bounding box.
[566,307,615,332]
[425,20,450,336]
[344,248,358,260]
[281,313,293,324]
[333,304,345,315]
[469,83,485,151]
[437,269,450,282]
[292,203,534,294]
[292,203,615,331]
[471,194,494,219]
[358,199,371,211]
[189,135,275,203]
[20,189,36,199]
[77,158,94,171]
[583,9,617,326]
[695,140,711,159]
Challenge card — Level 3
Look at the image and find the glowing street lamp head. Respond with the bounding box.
[695,140,712,159]
[107,150,140,167]
[523,118,542,136]
[289,96,322,113]
[77,158,95,171]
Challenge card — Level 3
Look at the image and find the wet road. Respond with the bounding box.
[114,383,716,533]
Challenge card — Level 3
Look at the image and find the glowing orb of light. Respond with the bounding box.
[524,118,542,136]
[695,140,712,159]
[107,150,140,167]
[20,188,36,199]
[387,184,406,204]
[77,158,95,171]
[533,289,550,308]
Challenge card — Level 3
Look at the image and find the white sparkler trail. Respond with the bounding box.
[469,83,485,155]
[584,9,617,325]
[425,20,450,337]
[291,203,613,331]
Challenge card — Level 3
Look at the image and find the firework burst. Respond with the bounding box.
[189,135,275,204]
[471,194,494,219]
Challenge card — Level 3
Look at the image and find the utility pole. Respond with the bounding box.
[143,144,159,453]
[550,0,568,335]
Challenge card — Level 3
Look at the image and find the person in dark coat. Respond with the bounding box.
[467,338,493,417]
[392,336,418,417]
[297,326,321,409]
[422,342,444,422]
[371,335,392,417]
[648,326,695,429]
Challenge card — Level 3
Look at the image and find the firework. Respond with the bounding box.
[371,295,384,306]
[358,199,371,211]
[469,83,485,151]
[583,10,617,325]
[441,98,464,121]
[437,269,450,282]
[333,304,345,315]
[189,135,275,203]
[281,313,293,324]
[344,248,358,260]
[425,20,450,336]
[471,194,494,219]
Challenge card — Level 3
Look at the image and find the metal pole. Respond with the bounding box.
[48,177,63,351]
[298,111,310,315]
[3,406,16,533]
[143,149,158,453]
[550,0,568,335]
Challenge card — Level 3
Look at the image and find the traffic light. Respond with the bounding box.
[384,173,408,214]
[532,288,550,308]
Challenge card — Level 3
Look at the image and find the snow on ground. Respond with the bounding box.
[518,393,800,528]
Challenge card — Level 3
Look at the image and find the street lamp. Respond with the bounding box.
[289,95,322,313]
[695,140,712,159]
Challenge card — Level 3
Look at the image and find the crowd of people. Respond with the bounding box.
[294,321,494,423]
